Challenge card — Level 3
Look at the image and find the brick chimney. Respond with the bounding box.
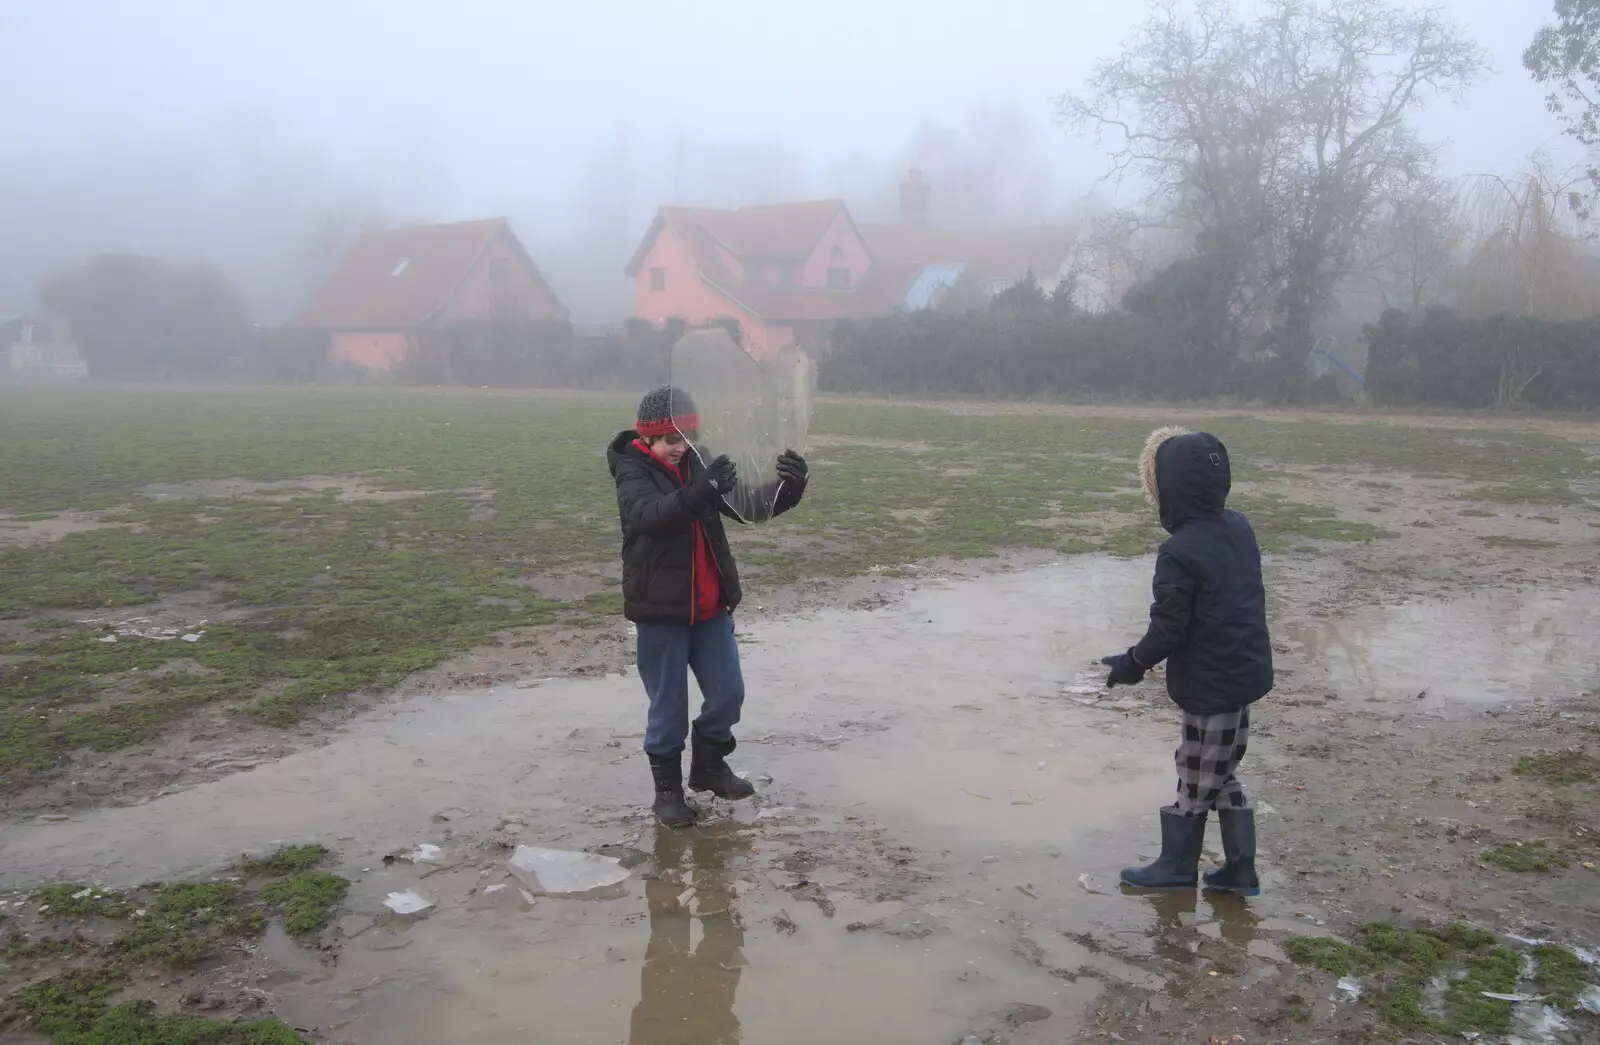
[899,168,930,227]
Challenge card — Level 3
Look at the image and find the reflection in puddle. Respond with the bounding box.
[1284,587,1600,704]
[631,826,749,1045]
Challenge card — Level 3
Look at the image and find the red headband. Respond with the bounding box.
[636,413,700,438]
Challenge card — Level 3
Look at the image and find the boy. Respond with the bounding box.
[606,385,808,827]
[1100,427,1273,895]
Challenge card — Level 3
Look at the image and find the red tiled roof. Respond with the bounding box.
[626,198,1076,325]
[858,223,1077,283]
[291,218,565,329]
[624,200,851,278]
[692,200,847,259]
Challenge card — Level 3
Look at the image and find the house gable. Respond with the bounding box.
[799,209,874,291]
[630,217,753,329]
[435,224,567,324]
[292,218,567,331]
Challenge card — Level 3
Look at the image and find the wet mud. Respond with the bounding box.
[4,557,1599,1043]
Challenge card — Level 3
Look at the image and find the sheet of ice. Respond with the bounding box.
[382,890,435,916]
[508,846,629,895]
[1579,985,1600,1015]
[1509,1002,1569,1045]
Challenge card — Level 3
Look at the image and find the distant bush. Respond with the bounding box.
[398,319,672,391]
[1365,308,1600,411]
[39,254,253,379]
[255,328,330,384]
[818,308,1241,401]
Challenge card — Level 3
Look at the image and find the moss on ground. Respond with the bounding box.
[13,968,306,1044]
[1481,534,1560,550]
[1283,921,1572,1035]
[5,845,342,1041]
[261,873,348,938]
[1533,943,1590,1010]
[1513,750,1599,785]
[1480,840,1573,873]
[238,844,328,878]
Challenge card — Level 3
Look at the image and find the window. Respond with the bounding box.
[744,261,767,286]
[650,267,666,291]
[391,258,411,278]
[829,244,844,260]
[827,267,850,290]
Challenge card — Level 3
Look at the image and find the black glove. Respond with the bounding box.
[776,449,807,484]
[704,451,739,492]
[1101,650,1146,688]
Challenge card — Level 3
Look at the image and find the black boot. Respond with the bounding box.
[1202,808,1259,896]
[648,755,696,828]
[1120,809,1206,890]
[687,735,756,800]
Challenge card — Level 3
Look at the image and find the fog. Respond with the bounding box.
[0,0,1580,323]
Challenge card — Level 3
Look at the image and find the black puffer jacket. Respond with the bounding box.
[1130,430,1273,715]
[606,431,806,625]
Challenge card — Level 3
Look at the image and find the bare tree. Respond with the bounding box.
[1066,210,1189,312]
[1451,156,1600,320]
[1060,0,1485,365]
[1358,176,1463,314]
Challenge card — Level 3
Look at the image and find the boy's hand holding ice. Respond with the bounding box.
[776,449,807,485]
[693,455,738,499]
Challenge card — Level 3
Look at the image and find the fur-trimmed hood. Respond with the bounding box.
[1140,426,1189,506]
[1139,426,1232,534]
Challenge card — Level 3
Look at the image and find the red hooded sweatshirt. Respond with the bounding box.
[633,439,724,623]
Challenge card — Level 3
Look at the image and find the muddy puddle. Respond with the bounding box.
[1282,586,1600,708]
[6,556,1595,1042]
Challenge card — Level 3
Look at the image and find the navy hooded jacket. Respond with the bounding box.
[1130,430,1274,715]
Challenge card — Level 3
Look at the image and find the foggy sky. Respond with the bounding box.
[0,0,1579,323]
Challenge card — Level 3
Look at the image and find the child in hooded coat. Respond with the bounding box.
[1101,427,1274,895]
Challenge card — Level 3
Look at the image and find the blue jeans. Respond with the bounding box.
[636,612,746,758]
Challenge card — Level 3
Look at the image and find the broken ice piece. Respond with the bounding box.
[97,635,117,643]
[406,843,444,863]
[1337,977,1363,999]
[507,845,629,895]
[1579,984,1600,1014]
[181,632,204,643]
[1481,992,1541,1002]
[72,888,93,900]
[1512,1003,1569,1041]
[467,881,533,912]
[382,890,435,917]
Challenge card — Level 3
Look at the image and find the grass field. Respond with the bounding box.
[1,387,1594,793]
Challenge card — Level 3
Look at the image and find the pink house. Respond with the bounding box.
[624,172,1078,360]
[291,218,567,372]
